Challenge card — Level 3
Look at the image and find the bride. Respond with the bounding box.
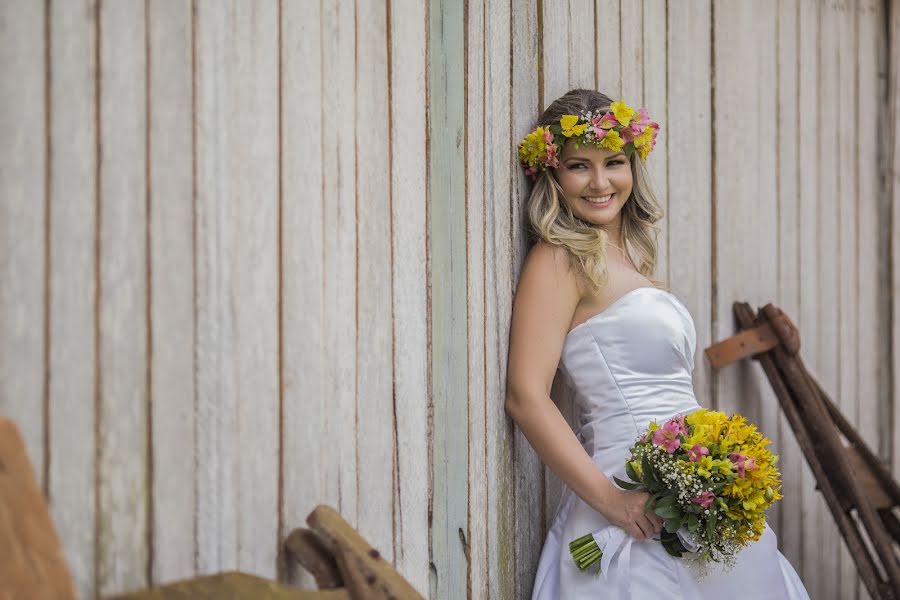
[504,89,810,599]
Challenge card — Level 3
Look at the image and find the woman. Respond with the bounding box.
[505,89,809,599]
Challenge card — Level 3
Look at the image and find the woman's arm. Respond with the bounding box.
[505,242,661,540]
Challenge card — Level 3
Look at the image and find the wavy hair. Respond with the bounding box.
[525,89,665,295]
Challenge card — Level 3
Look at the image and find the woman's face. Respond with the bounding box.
[554,141,633,230]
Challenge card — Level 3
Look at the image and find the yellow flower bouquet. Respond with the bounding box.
[570,409,783,574]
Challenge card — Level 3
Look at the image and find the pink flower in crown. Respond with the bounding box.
[729,452,757,478]
[651,426,681,453]
[543,129,555,145]
[543,143,560,168]
[591,124,609,140]
[596,112,618,129]
[621,128,636,143]
[687,443,710,463]
[691,490,716,509]
[524,165,538,179]
[635,107,650,126]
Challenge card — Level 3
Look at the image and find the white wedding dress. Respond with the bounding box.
[531,286,810,599]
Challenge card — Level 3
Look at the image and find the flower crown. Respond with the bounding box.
[517,100,660,178]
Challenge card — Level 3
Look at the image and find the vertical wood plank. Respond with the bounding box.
[837,2,860,597]
[619,0,642,103]
[465,2,489,597]
[0,0,46,495]
[815,3,842,597]
[147,0,195,585]
[428,0,468,597]
[595,0,621,96]
[567,0,595,89]
[667,0,712,406]
[511,2,542,597]
[797,0,821,592]
[484,1,515,598]
[389,0,429,591]
[774,0,802,573]
[47,1,96,597]
[97,0,149,593]
[355,0,395,566]
[319,0,358,529]
[642,0,667,283]
[195,0,280,577]
[280,0,325,590]
[541,0,570,105]
[890,0,900,484]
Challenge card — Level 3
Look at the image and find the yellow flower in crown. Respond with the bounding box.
[560,114,588,137]
[598,128,624,152]
[610,101,636,126]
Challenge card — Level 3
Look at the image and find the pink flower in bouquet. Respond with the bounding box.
[687,442,710,462]
[651,426,681,453]
[691,490,716,509]
[667,415,688,436]
[729,452,757,478]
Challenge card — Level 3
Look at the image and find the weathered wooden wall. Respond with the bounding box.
[0,1,895,599]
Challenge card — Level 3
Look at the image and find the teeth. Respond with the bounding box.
[584,194,613,204]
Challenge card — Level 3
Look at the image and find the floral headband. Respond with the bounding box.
[517,100,660,178]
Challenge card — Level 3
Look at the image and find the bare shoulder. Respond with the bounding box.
[518,241,581,299]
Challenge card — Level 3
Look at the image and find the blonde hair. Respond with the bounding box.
[525,89,665,295]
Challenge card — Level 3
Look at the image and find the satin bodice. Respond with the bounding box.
[558,286,701,475]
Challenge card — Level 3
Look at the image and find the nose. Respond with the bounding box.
[589,164,610,191]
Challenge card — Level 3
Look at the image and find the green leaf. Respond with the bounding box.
[625,461,640,482]
[687,514,699,533]
[612,476,642,491]
[706,512,717,539]
[654,494,677,509]
[654,504,682,520]
[664,517,682,534]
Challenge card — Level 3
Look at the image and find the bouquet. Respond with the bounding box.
[569,409,782,575]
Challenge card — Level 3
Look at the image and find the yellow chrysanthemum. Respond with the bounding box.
[610,101,636,126]
[598,129,624,152]
[560,115,588,137]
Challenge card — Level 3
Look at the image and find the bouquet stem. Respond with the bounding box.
[568,533,603,572]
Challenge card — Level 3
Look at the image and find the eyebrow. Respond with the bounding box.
[565,152,627,161]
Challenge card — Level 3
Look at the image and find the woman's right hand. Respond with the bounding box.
[600,487,664,540]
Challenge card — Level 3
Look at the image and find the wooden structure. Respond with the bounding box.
[1,2,899,599]
[707,303,900,599]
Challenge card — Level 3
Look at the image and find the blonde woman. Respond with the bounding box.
[505,89,809,599]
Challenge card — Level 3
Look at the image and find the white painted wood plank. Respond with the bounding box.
[0,0,46,493]
[567,0,594,89]
[889,0,900,487]
[194,0,237,572]
[195,1,281,578]
[511,2,542,597]
[815,3,842,597]
[797,0,822,593]
[484,1,515,597]
[774,0,803,573]
[465,2,488,596]
[642,0,667,284]
[836,2,860,597]
[230,1,280,577]
[319,0,357,529]
[389,0,429,592]
[619,0,642,104]
[46,2,97,597]
[147,0,195,585]
[541,0,569,106]
[666,0,712,423]
[97,0,149,593]
[355,0,394,567]
[280,0,325,590]
[595,0,621,96]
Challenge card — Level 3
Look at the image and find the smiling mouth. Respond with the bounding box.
[582,194,614,205]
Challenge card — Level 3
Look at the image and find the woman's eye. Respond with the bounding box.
[568,163,587,170]
[609,160,625,166]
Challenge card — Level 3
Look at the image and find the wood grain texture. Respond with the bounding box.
[97,0,149,593]
[797,0,821,592]
[0,0,46,497]
[319,0,358,529]
[666,0,712,418]
[147,0,196,585]
[484,1,515,598]
[46,1,97,597]
[541,0,569,106]
[595,0,621,96]
[774,0,802,572]
[388,0,429,592]
[355,0,395,568]
[890,0,900,484]
[280,0,325,590]
[567,0,594,89]
[428,0,468,597]
[619,0,642,104]
[642,0,667,284]
[465,2,489,597]
[511,2,542,597]
[194,0,280,577]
